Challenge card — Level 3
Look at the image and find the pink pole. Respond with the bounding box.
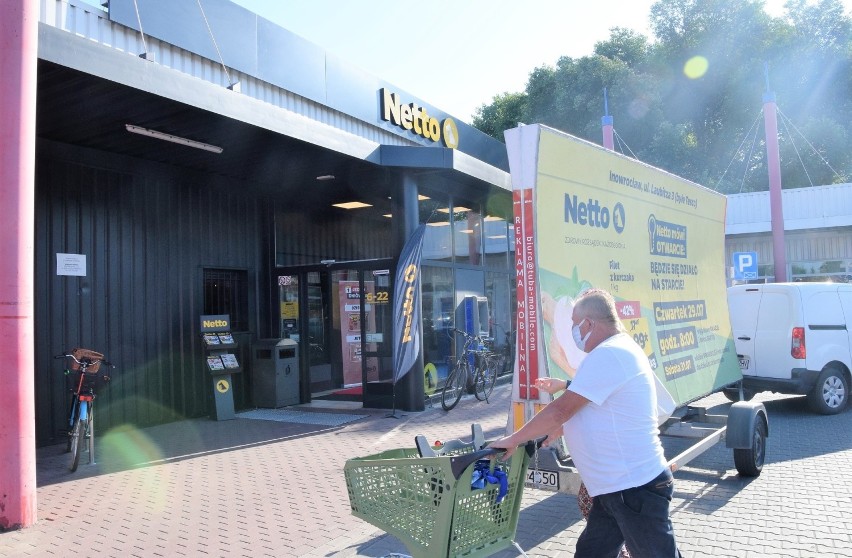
[0,0,38,530]
[762,91,787,282]
[601,89,614,150]
[602,116,614,150]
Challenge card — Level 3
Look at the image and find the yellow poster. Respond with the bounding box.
[508,125,740,407]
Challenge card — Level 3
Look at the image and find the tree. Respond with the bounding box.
[594,27,649,67]
[471,0,852,193]
[472,92,527,141]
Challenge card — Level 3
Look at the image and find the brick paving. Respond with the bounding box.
[1,384,851,557]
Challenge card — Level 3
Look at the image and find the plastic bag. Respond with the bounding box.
[470,459,509,502]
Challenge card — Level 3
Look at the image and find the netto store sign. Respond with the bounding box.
[200,314,230,331]
[380,88,459,149]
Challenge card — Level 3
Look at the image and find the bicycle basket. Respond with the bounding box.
[71,348,104,374]
[344,437,531,558]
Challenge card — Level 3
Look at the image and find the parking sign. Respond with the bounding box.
[733,252,758,280]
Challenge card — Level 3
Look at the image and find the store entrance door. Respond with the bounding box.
[275,260,393,404]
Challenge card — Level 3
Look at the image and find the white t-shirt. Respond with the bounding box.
[563,332,667,497]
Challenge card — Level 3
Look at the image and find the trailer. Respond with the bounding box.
[502,124,768,493]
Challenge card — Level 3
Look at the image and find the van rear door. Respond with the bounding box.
[754,288,801,380]
[727,287,763,376]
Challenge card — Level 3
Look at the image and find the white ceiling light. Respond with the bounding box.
[125,124,223,153]
[316,174,336,181]
[332,201,372,210]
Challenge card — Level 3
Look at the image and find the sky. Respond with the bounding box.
[222,0,843,123]
[78,0,850,124]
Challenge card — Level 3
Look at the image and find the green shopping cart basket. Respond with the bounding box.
[344,426,536,558]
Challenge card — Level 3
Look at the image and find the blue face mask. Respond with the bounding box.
[572,319,592,352]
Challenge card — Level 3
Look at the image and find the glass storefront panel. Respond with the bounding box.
[307,271,329,368]
[420,195,452,262]
[453,199,483,266]
[483,217,511,269]
[277,274,300,339]
[791,259,852,282]
[486,270,514,345]
[421,265,454,390]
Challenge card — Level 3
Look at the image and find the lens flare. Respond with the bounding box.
[684,56,709,79]
[100,425,165,470]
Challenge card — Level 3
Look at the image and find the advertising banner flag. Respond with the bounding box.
[392,224,427,385]
[504,124,740,430]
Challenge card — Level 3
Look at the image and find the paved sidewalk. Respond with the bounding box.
[2,384,852,557]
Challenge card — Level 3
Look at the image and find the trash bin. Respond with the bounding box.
[252,338,299,408]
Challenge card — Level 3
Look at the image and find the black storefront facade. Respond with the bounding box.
[33,0,514,445]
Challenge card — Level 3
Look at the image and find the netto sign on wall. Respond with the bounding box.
[380,88,459,148]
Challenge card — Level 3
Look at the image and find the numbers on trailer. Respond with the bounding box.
[526,469,558,489]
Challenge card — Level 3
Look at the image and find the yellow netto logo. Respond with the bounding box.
[380,88,459,149]
[203,319,229,328]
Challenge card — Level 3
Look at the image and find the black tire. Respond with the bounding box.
[441,361,467,411]
[474,359,497,402]
[733,418,767,477]
[68,417,83,472]
[807,366,849,415]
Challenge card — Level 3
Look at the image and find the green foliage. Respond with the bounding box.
[472,92,527,141]
[472,0,852,192]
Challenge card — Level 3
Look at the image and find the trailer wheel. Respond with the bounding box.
[733,418,766,477]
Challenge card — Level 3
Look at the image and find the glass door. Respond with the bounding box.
[276,260,393,404]
[330,266,393,388]
[276,269,333,396]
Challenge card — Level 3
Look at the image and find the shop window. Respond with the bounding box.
[790,259,852,283]
[421,265,454,387]
[483,218,512,268]
[452,199,483,266]
[420,196,452,262]
[203,268,249,332]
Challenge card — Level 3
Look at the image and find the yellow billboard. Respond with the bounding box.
[507,124,740,408]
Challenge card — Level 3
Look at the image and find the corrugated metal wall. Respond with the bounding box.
[726,229,852,269]
[35,142,272,446]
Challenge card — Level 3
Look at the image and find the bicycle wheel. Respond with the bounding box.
[474,356,498,402]
[441,360,467,411]
[68,416,83,472]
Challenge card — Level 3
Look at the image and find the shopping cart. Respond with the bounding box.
[344,424,536,558]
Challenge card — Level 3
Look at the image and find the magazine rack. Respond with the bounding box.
[200,314,241,420]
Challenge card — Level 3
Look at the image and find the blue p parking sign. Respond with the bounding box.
[733,252,758,280]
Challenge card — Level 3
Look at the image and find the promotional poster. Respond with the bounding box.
[506,124,740,426]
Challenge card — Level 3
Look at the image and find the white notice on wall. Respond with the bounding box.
[57,253,87,276]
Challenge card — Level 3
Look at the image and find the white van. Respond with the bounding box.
[727,283,852,414]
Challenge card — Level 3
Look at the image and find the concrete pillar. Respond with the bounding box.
[0,0,38,530]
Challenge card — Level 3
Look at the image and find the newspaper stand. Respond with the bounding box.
[344,424,535,558]
[200,314,241,421]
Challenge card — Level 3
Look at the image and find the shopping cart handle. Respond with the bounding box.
[449,448,502,480]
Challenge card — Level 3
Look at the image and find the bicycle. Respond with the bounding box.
[441,329,499,410]
[491,324,517,375]
[56,348,114,472]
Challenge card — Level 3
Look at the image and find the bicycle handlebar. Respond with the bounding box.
[452,328,488,341]
[54,353,115,368]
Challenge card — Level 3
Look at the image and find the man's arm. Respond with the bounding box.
[488,390,590,458]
